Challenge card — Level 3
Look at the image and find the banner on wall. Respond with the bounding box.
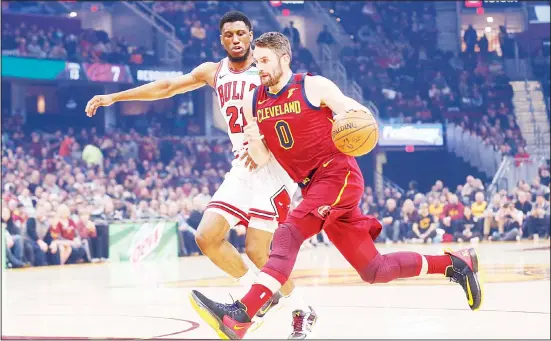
[108,220,178,263]
[2,55,67,80]
[463,0,521,10]
[1,55,134,84]
[378,123,444,147]
[82,63,134,84]
[132,67,185,83]
[1,55,198,85]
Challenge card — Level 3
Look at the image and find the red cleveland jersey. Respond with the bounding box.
[253,73,341,183]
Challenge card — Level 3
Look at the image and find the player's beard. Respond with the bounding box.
[263,61,283,87]
[226,46,250,63]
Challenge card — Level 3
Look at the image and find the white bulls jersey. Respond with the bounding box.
[213,57,260,154]
[205,57,297,234]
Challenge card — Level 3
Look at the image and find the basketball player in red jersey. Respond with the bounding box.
[189,32,483,340]
[85,13,314,336]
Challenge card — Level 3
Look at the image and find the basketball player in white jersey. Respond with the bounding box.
[85,11,315,339]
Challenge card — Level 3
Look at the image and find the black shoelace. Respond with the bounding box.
[214,301,242,315]
[448,267,468,292]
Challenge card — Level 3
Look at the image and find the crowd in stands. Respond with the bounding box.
[1,122,238,268]
[150,1,320,73]
[3,120,549,268]
[150,1,238,67]
[1,2,549,269]
[2,4,156,65]
[360,172,550,245]
[320,2,525,156]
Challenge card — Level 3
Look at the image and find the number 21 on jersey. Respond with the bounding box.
[226,106,247,134]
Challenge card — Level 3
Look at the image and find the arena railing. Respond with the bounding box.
[374,171,406,198]
[488,155,548,196]
[121,2,183,66]
[319,44,367,110]
[445,122,502,178]
[487,157,510,198]
[306,1,354,51]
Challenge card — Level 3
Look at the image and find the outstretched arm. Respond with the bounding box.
[85,62,218,117]
[242,88,271,167]
[304,75,376,121]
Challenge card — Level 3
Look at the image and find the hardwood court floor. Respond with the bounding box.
[2,241,549,339]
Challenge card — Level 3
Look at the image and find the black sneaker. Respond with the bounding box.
[445,248,483,311]
[288,306,317,339]
[189,290,253,340]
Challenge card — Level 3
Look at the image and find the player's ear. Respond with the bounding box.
[282,54,291,66]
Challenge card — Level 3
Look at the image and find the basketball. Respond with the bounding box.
[331,112,379,157]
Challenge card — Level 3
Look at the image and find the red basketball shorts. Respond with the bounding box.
[290,154,382,271]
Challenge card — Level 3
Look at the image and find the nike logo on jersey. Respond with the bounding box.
[219,74,227,79]
[258,98,270,105]
[287,88,297,99]
[323,158,334,167]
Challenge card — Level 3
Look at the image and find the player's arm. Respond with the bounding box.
[304,75,376,120]
[85,62,218,117]
[242,88,271,167]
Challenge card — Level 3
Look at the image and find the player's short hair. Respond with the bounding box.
[219,11,252,32]
[254,32,292,63]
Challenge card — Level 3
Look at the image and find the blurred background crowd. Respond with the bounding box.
[2,0,549,268]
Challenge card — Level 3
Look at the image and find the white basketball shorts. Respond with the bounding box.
[205,156,297,233]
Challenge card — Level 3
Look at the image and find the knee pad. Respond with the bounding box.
[264,222,307,280]
[270,222,306,258]
[359,252,421,284]
[359,253,384,284]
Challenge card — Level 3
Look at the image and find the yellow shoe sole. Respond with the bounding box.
[188,292,230,340]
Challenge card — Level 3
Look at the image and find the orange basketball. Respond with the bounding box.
[331,113,379,157]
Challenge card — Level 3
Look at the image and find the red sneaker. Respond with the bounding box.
[445,248,483,311]
[288,306,317,339]
[189,290,253,339]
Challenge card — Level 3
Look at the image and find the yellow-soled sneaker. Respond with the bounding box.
[445,248,483,311]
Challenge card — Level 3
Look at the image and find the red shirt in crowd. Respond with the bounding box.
[441,203,465,221]
[514,151,530,167]
[75,220,96,239]
[50,219,77,240]
[59,137,73,157]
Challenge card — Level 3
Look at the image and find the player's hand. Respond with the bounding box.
[85,95,115,117]
[240,150,258,171]
[334,108,370,122]
[243,118,263,142]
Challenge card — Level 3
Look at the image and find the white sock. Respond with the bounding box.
[420,255,429,276]
[283,287,310,312]
[237,268,258,287]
